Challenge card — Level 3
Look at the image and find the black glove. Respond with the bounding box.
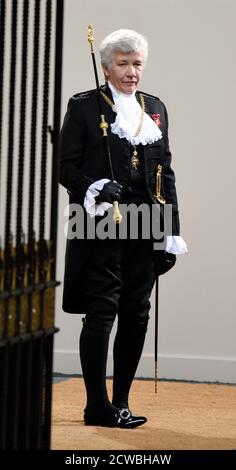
[95,181,122,204]
[154,250,176,276]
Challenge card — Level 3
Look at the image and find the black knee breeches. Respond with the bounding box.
[83,239,156,333]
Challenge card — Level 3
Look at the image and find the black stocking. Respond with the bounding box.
[79,324,116,420]
[112,323,147,409]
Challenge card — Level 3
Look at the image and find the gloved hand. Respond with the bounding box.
[154,250,176,276]
[95,181,122,204]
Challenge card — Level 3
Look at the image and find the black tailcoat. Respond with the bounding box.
[59,84,180,313]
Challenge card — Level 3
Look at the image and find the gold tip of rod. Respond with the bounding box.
[87,24,94,47]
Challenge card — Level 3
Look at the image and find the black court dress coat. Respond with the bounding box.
[59,83,180,313]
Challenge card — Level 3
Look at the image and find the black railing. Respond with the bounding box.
[0,0,64,449]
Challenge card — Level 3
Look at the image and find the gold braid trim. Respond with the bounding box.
[100,90,114,109]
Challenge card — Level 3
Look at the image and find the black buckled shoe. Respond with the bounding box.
[84,408,118,427]
[116,408,147,429]
[84,407,147,428]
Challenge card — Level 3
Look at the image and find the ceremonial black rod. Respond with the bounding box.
[87,24,122,224]
[155,276,159,393]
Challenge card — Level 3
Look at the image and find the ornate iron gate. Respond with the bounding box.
[0,0,64,449]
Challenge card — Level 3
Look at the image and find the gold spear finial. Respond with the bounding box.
[87,24,94,51]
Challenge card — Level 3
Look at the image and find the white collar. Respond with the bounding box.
[108,81,136,99]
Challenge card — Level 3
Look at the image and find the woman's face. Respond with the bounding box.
[103,51,145,94]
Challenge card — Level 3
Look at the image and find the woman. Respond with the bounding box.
[59,29,187,428]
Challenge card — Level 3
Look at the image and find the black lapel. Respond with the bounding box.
[135,90,141,105]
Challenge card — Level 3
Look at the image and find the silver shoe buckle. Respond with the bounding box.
[119,408,131,420]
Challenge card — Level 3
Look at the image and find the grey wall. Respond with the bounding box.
[54,0,236,382]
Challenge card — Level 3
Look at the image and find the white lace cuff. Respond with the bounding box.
[83,179,112,217]
[166,236,188,255]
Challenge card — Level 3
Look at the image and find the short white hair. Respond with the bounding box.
[99,29,148,68]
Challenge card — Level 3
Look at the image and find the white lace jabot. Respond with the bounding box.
[108,81,162,145]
